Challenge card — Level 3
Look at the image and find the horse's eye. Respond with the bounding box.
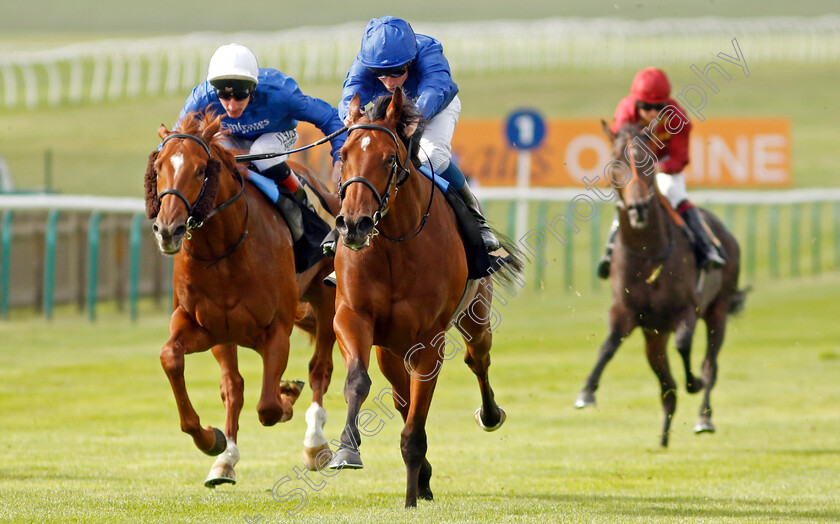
[385,154,396,166]
[198,166,206,177]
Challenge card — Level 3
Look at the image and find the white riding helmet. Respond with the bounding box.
[207,44,259,86]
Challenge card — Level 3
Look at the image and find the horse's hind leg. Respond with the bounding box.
[376,347,434,502]
[302,293,336,470]
[675,312,705,394]
[455,280,505,431]
[205,344,242,487]
[160,309,227,456]
[696,303,728,434]
[644,330,677,447]
[576,307,634,408]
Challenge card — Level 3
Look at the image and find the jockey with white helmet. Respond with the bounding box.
[338,16,500,252]
[178,44,345,230]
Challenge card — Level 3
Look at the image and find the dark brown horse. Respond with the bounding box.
[145,111,338,486]
[575,122,746,447]
[325,90,523,507]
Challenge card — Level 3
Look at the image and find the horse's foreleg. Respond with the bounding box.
[302,296,336,470]
[327,308,373,471]
[644,330,677,447]
[576,308,634,409]
[696,304,728,434]
[457,280,505,431]
[160,310,226,455]
[256,325,296,426]
[205,344,242,487]
[401,353,441,508]
[377,346,433,501]
[675,312,704,394]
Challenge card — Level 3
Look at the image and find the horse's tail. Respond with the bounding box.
[728,285,752,316]
[490,229,528,292]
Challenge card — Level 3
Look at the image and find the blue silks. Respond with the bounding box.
[247,171,279,202]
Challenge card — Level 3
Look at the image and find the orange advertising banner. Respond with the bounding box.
[296,118,791,188]
[452,118,791,187]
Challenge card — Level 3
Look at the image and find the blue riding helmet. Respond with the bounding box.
[358,16,418,69]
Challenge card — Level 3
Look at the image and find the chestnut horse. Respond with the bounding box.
[575,122,746,446]
[325,90,524,507]
[145,111,338,486]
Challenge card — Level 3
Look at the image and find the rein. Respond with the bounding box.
[158,132,249,267]
[338,123,434,243]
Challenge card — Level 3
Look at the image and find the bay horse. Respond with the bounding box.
[575,121,746,447]
[325,89,523,507]
[144,111,338,486]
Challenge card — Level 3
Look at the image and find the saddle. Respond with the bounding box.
[247,172,332,273]
[419,170,514,280]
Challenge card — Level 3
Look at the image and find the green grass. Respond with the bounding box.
[1,270,839,523]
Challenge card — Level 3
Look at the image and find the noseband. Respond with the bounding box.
[338,123,433,242]
[157,132,249,266]
[157,133,245,232]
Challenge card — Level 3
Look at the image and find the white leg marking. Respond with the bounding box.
[303,402,327,448]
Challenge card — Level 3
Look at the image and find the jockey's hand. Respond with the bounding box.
[331,160,343,192]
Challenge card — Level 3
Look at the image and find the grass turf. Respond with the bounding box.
[1,270,838,523]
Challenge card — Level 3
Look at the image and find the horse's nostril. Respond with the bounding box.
[174,225,187,238]
[357,216,375,237]
[153,223,159,233]
[335,215,347,234]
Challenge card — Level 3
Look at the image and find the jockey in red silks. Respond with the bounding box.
[597,67,726,279]
[337,16,500,252]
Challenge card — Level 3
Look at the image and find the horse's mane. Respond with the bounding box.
[366,95,425,167]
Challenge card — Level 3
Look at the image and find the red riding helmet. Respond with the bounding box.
[631,67,671,105]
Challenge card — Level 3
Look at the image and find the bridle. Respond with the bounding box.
[337,123,433,243]
[615,130,675,261]
[157,132,249,265]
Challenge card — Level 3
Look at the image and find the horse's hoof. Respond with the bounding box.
[694,419,716,434]
[474,406,506,432]
[418,486,434,501]
[326,446,363,470]
[204,462,236,488]
[202,427,227,456]
[686,378,705,394]
[302,442,332,471]
[574,391,596,409]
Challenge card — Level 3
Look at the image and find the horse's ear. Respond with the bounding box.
[158,124,170,141]
[601,119,617,143]
[201,115,222,146]
[144,151,161,219]
[348,94,363,124]
[385,87,404,127]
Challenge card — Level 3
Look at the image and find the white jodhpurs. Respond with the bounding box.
[222,130,299,172]
[417,95,461,173]
[655,172,689,208]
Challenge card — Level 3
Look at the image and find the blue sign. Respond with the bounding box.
[505,109,546,150]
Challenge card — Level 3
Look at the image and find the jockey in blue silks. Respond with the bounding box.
[338,16,500,252]
[177,44,345,239]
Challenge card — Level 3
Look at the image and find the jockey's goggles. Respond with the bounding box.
[636,100,666,111]
[211,79,255,101]
[368,64,409,78]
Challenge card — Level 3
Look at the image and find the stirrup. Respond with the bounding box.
[323,271,337,288]
[597,256,611,280]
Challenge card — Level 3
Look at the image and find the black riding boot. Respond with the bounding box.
[681,207,726,269]
[261,163,305,241]
[262,162,312,209]
[457,184,501,252]
[596,217,619,280]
